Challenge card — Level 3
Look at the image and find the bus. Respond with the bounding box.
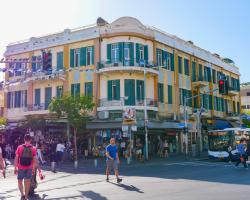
[208,128,250,160]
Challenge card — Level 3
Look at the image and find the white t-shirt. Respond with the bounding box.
[120,142,126,148]
[56,143,65,152]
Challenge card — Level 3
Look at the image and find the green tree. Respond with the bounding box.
[0,117,7,126]
[49,94,94,166]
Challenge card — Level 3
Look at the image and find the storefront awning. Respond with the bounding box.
[87,120,192,130]
[86,121,123,130]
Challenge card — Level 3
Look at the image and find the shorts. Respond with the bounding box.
[106,159,118,171]
[17,169,32,180]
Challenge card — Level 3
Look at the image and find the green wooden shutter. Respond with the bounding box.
[209,95,213,110]
[192,62,196,81]
[170,53,174,71]
[178,56,182,74]
[115,80,120,100]
[168,85,173,104]
[45,87,52,109]
[107,44,111,63]
[136,43,140,63]
[125,79,130,105]
[158,83,164,103]
[107,80,112,101]
[125,79,135,105]
[80,47,86,66]
[57,52,63,70]
[35,89,41,105]
[129,42,134,66]
[136,80,144,100]
[199,64,202,80]
[76,83,80,96]
[131,80,135,105]
[85,82,93,97]
[91,46,95,65]
[118,42,124,63]
[70,49,75,68]
[144,45,148,64]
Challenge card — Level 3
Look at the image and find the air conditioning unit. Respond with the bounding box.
[98,111,109,119]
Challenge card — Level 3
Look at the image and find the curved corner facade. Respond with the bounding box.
[3,17,241,155]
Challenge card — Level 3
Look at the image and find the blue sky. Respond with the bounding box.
[0,0,249,82]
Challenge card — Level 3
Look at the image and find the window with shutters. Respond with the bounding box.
[71,83,80,97]
[158,83,164,103]
[178,56,182,74]
[57,52,64,70]
[108,80,120,101]
[184,58,189,76]
[85,82,93,97]
[56,86,63,98]
[136,80,144,101]
[157,49,162,66]
[212,69,216,84]
[86,47,93,66]
[139,45,144,60]
[111,44,119,63]
[34,89,41,106]
[124,43,130,66]
[74,49,80,67]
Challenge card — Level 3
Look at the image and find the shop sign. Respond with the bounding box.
[123,108,136,125]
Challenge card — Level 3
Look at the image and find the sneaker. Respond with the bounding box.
[117,178,122,183]
[106,177,109,182]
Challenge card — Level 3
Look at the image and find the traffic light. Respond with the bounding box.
[218,77,228,95]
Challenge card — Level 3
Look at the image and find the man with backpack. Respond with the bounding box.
[14,134,37,200]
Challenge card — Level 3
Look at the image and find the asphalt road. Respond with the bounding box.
[1,160,250,200]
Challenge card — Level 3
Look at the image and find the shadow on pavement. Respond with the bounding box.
[108,182,144,193]
[40,157,250,187]
[30,190,107,200]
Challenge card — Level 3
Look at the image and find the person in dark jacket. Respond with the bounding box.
[246,140,250,161]
[235,139,248,169]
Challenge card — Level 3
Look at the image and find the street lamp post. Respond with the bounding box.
[143,60,149,161]
[184,97,188,159]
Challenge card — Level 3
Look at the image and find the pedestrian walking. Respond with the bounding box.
[0,146,5,178]
[56,140,65,163]
[235,139,248,169]
[14,134,38,200]
[246,140,250,162]
[228,145,233,163]
[105,138,122,183]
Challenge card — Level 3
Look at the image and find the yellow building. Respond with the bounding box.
[3,17,240,155]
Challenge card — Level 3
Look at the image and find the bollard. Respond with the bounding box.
[74,160,78,169]
[127,156,131,165]
[51,161,56,172]
[94,159,98,168]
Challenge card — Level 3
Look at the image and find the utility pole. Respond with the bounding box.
[143,60,149,161]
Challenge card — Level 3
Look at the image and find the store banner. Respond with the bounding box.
[123,108,136,125]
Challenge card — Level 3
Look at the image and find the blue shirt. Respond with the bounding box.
[237,144,246,155]
[106,144,117,160]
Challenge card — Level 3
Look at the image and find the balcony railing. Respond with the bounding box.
[98,98,158,108]
[97,59,158,70]
[24,103,48,112]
